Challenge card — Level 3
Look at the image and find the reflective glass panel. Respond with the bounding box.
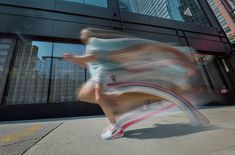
[63,0,108,8]
[119,0,209,26]
[5,41,52,105]
[0,38,16,103]
[50,43,85,103]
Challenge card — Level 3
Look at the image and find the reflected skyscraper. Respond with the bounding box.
[208,0,235,44]
[136,0,172,19]
[6,42,43,104]
[178,0,209,25]
[0,39,15,72]
[119,0,173,19]
[222,0,235,15]
[118,0,208,25]
[0,39,16,102]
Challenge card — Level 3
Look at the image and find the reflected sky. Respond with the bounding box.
[32,41,85,59]
[32,41,52,59]
[53,43,85,56]
[168,0,184,21]
[32,41,85,74]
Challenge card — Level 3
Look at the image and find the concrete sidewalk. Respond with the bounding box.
[1,106,235,155]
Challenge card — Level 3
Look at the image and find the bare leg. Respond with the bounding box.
[78,81,96,103]
[78,81,162,123]
[95,84,117,124]
[78,80,117,124]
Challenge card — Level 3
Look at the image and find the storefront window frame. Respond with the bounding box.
[0,36,87,106]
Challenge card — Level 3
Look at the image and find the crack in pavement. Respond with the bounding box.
[21,122,63,155]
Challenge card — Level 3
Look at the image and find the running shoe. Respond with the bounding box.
[101,124,124,140]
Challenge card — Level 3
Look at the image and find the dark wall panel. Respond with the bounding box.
[0,102,103,121]
[188,38,230,53]
[122,23,177,36]
[154,34,180,44]
[0,5,113,28]
[53,21,86,39]
[124,29,155,40]
[0,14,53,36]
[222,37,229,43]
[53,21,113,39]
[0,0,55,10]
[185,32,221,42]
[56,0,112,19]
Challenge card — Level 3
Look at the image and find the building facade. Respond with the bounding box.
[0,0,235,121]
[222,0,235,20]
[208,0,235,44]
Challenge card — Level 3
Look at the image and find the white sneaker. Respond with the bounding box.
[101,124,124,140]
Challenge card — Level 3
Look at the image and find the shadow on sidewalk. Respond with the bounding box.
[124,123,218,139]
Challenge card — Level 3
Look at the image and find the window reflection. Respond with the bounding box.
[2,39,87,105]
[50,43,85,103]
[5,41,52,105]
[119,0,209,26]
[196,54,226,92]
[64,0,108,8]
[0,39,16,103]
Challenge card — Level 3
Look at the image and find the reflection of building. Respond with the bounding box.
[0,39,16,103]
[222,0,235,20]
[0,39,14,71]
[119,0,208,24]
[179,0,209,25]
[119,0,173,19]
[6,43,41,105]
[118,0,137,12]
[46,57,84,103]
[136,0,172,19]
[208,0,235,44]
[41,56,84,102]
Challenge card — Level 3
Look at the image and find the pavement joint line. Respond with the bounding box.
[0,124,44,143]
[21,122,64,155]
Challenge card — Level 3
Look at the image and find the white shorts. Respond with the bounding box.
[90,71,115,84]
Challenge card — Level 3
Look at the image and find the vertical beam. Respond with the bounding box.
[47,42,54,103]
[108,0,123,31]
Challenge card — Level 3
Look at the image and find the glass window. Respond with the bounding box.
[50,43,85,103]
[214,8,220,15]
[208,0,213,3]
[85,0,108,7]
[211,2,217,9]
[63,0,108,8]
[220,20,228,26]
[5,41,53,105]
[224,26,231,33]
[3,40,87,105]
[217,14,224,20]
[0,38,16,103]
[118,0,210,26]
[196,54,227,92]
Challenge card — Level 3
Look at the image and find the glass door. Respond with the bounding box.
[196,54,230,93]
